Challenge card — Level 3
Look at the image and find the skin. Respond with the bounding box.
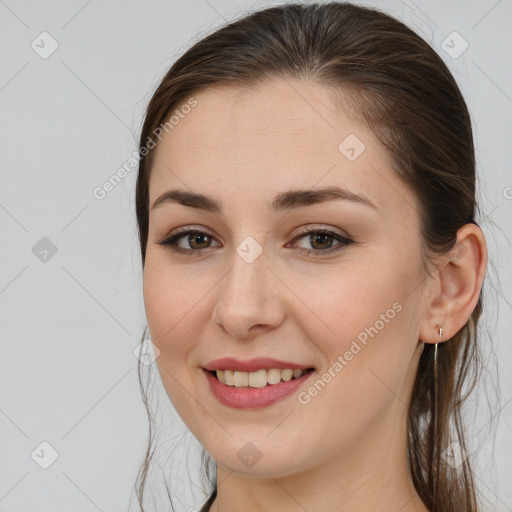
[142,78,487,512]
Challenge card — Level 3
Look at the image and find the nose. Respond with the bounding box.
[211,246,286,339]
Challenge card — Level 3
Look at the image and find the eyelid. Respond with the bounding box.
[157,224,354,256]
[170,225,215,236]
[160,224,348,243]
[292,223,349,239]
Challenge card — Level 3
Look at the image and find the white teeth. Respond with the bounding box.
[248,369,267,388]
[215,368,309,387]
[281,369,293,382]
[224,370,233,386]
[267,368,282,385]
[233,371,249,387]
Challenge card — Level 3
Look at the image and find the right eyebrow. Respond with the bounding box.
[150,185,379,214]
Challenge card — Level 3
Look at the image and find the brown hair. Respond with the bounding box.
[134,3,495,511]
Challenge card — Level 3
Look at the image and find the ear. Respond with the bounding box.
[418,223,487,344]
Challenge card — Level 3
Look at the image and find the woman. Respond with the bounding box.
[134,3,489,511]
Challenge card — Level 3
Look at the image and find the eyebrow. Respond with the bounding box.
[151,186,379,213]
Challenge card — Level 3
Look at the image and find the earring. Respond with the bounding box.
[434,325,443,379]
[430,325,443,503]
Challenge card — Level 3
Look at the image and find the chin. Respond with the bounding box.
[207,439,309,478]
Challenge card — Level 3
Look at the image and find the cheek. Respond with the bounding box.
[142,255,208,348]
[143,260,206,418]
[301,258,416,390]
[295,278,414,447]
[143,265,175,349]
[142,255,220,400]
[297,263,401,344]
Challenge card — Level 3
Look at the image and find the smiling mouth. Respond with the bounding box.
[207,367,315,388]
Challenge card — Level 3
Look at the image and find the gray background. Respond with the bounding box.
[1,0,511,511]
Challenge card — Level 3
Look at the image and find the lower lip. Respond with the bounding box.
[202,369,315,409]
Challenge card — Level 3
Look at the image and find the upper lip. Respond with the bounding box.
[202,357,314,372]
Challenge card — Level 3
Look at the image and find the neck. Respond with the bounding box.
[207,404,429,512]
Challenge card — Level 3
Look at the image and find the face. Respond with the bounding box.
[143,78,430,478]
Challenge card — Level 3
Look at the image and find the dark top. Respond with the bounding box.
[199,488,217,512]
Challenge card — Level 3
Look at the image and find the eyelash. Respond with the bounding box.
[156,226,354,257]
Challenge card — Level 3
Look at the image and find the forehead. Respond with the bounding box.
[149,78,417,218]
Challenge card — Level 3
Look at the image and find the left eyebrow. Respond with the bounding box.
[270,186,379,213]
[151,185,379,213]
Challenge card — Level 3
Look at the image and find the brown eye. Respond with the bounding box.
[157,227,353,257]
[187,233,212,249]
[308,232,335,250]
[290,228,354,257]
[157,229,221,255]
